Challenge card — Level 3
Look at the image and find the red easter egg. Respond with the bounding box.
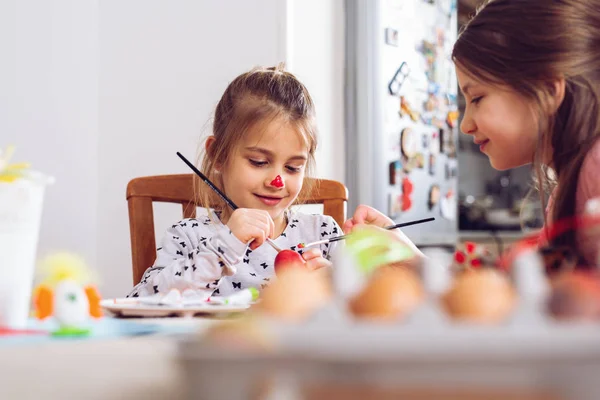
[274,250,306,275]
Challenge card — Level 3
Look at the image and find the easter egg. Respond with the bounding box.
[257,267,331,322]
[274,249,306,274]
[547,271,600,321]
[441,269,515,324]
[348,265,423,321]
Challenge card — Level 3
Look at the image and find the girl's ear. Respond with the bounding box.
[205,135,216,156]
[547,77,566,115]
[205,136,222,171]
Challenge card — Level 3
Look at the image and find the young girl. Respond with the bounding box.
[129,64,341,298]
[347,0,600,266]
[453,0,600,266]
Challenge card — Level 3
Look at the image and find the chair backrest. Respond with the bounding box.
[126,174,348,284]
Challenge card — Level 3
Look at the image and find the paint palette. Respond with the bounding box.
[99,298,251,318]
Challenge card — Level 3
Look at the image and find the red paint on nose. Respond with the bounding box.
[271,175,283,188]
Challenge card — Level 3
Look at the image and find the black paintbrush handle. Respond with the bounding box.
[328,217,435,243]
[176,152,238,210]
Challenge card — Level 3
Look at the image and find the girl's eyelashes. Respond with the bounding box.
[249,159,268,167]
[249,158,304,173]
[470,96,483,105]
[286,165,302,173]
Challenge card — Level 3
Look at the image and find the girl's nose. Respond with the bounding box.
[269,175,284,188]
[460,112,477,135]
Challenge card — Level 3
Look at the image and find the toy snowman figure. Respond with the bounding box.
[33,252,102,336]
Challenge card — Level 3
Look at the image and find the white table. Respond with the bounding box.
[0,318,217,400]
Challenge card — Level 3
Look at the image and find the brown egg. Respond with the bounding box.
[348,264,424,322]
[547,271,600,321]
[256,267,332,322]
[441,269,516,324]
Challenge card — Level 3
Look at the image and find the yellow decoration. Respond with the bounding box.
[0,145,31,182]
[37,252,97,288]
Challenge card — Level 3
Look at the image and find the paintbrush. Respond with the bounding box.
[299,217,435,248]
[177,152,283,252]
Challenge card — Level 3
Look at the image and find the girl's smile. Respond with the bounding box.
[254,194,285,206]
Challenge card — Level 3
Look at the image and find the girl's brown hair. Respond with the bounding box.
[453,0,600,255]
[196,63,318,214]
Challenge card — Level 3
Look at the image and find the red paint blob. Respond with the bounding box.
[271,175,283,188]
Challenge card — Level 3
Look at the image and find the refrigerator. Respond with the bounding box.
[345,0,459,246]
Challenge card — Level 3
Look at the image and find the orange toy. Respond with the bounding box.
[33,252,103,336]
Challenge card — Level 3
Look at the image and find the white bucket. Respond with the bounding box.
[0,172,53,328]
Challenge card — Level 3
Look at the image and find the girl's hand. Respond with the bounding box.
[342,204,394,233]
[226,209,275,250]
[343,204,424,257]
[301,248,332,270]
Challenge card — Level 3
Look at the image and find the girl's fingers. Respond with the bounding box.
[268,215,275,239]
[305,256,332,271]
[342,219,355,234]
[247,226,266,250]
[301,248,322,261]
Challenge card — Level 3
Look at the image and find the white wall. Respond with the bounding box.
[287,0,346,183]
[2,0,344,298]
[98,0,289,297]
[0,0,99,268]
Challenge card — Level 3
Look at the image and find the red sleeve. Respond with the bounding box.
[575,141,600,265]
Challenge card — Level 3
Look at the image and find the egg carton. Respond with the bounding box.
[177,300,600,400]
[176,236,600,399]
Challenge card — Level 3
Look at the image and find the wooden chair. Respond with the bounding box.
[126,174,348,284]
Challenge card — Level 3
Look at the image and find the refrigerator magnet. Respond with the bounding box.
[388,62,409,95]
[384,28,399,47]
[422,133,430,148]
[430,130,441,154]
[424,93,438,112]
[441,129,458,158]
[401,127,418,158]
[388,193,401,218]
[428,184,441,210]
[402,177,414,196]
[399,96,420,121]
[440,189,457,220]
[446,110,460,129]
[429,154,437,175]
[445,159,458,180]
[445,93,457,106]
[439,128,447,153]
[388,160,402,185]
[401,193,412,212]
[403,157,417,173]
[432,117,446,129]
[415,153,425,168]
[436,27,446,47]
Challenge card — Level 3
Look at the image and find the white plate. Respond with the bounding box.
[100,298,250,318]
